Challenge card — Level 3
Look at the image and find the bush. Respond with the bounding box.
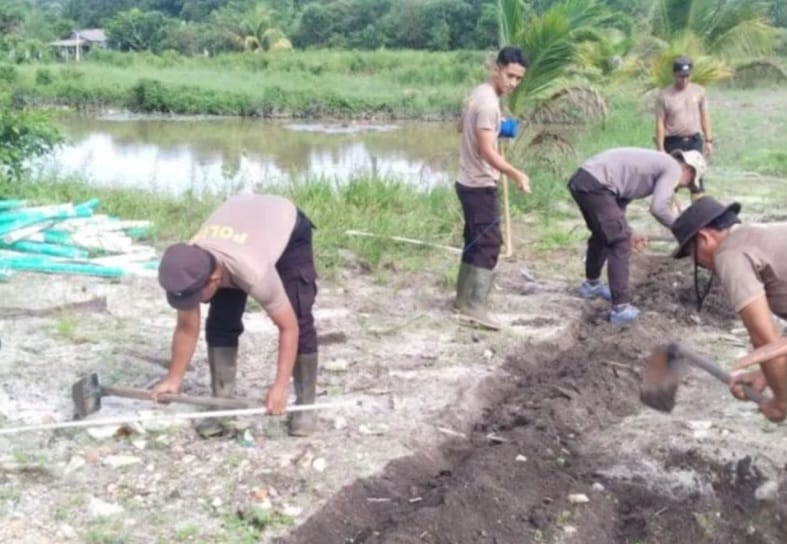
[0,64,18,84]
[35,68,55,86]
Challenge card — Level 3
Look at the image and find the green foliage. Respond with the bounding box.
[34,68,54,85]
[12,50,480,118]
[0,65,18,84]
[644,0,779,87]
[106,8,176,51]
[0,92,61,184]
[505,0,613,112]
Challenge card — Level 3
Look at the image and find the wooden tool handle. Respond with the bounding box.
[673,344,766,405]
[102,385,257,409]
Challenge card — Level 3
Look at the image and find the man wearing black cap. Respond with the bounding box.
[154,194,319,437]
[671,197,787,421]
[655,55,713,196]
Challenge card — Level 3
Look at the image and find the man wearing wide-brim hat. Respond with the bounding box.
[671,196,787,421]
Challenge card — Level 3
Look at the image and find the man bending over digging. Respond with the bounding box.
[153,193,319,437]
[454,45,531,330]
[568,147,706,324]
[670,197,787,422]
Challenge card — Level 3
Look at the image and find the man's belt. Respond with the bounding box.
[665,133,702,142]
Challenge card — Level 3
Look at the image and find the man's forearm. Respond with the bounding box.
[480,147,518,179]
[274,325,298,387]
[701,112,712,141]
[655,119,665,150]
[761,354,787,404]
[167,326,199,381]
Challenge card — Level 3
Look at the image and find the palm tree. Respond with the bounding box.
[496,0,613,163]
[216,3,292,52]
[647,0,777,86]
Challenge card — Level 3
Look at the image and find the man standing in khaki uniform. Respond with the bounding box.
[454,46,530,330]
[671,197,787,421]
[655,56,713,196]
[153,194,319,437]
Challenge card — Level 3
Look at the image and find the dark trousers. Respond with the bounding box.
[663,133,704,192]
[568,169,631,306]
[455,182,501,270]
[205,210,318,355]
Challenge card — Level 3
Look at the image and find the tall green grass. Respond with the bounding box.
[2,176,461,280]
[11,50,487,118]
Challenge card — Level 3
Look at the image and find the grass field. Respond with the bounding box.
[4,71,786,281]
[10,50,487,118]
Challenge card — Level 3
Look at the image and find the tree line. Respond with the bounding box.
[0,0,781,58]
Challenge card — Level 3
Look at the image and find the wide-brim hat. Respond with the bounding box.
[671,197,741,259]
[670,149,706,190]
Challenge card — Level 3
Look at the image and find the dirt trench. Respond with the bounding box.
[279,258,786,544]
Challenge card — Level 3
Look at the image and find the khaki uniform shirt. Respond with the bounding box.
[191,194,297,314]
[580,148,681,227]
[714,223,787,319]
[458,82,501,188]
[656,82,707,137]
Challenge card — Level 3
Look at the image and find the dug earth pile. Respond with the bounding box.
[1,253,786,543]
[282,256,787,544]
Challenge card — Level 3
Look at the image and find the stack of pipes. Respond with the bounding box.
[0,198,157,281]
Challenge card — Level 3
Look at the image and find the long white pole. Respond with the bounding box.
[0,400,360,435]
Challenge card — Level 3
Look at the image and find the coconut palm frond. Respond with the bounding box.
[703,0,772,44]
[729,59,787,88]
[269,37,293,52]
[498,0,527,46]
[708,18,778,60]
[508,0,609,114]
[261,28,285,51]
[527,86,608,125]
[651,46,732,87]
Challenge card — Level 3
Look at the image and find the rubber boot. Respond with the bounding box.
[453,261,472,311]
[196,346,238,438]
[288,353,318,437]
[457,264,501,331]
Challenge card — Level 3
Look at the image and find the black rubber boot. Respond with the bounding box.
[456,264,501,331]
[453,261,473,311]
[196,346,238,438]
[288,353,318,437]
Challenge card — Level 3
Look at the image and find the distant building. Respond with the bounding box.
[50,29,108,61]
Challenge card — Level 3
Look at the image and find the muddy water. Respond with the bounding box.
[32,115,458,195]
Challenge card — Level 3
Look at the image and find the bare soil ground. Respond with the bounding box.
[1,239,785,544]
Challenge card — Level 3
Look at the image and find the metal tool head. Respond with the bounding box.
[639,343,686,413]
[72,372,103,419]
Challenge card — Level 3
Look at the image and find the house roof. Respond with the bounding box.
[76,29,107,43]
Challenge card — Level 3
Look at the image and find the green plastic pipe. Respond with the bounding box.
[0,200,26,211]
[0,258,124,277]
[0,240,89,259]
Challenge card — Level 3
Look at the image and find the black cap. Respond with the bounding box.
[671,197,741,259]
[157,243,215,310]
[673,56,693,76]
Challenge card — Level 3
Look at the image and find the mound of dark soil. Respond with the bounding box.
[632,254,737,328]
[278,261,782,544]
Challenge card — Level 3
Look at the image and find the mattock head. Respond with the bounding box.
[71,373,103,419]
[639,344,685,413]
